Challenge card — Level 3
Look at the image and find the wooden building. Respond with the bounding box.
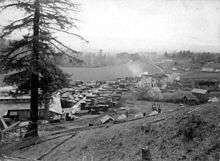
[180,72,220,91]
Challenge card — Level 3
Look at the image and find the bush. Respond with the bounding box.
[135,87,163,101]
[177,114,207,142]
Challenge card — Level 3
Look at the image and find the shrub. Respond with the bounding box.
[177,114,207,142]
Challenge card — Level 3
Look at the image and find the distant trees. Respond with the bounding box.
[193,53,216,65]
[167,50,193,59]
[0,0,86,137]
[165,50,219,65]
[164,51,168,58]
[54,53,84,67]
[217,56,220,63]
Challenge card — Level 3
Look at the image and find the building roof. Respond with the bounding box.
[181,72,220,81]
[100,115,114,124]
[191,88,207,94]
[0,95,30,100]
[152,73,168,78]
[0,86,16,92]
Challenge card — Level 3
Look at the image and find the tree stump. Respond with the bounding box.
[142,146,151,161]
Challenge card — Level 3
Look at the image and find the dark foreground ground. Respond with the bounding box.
[0,99,219,161]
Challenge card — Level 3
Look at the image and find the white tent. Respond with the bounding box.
[49,92,62,114]
[71,97,86,114]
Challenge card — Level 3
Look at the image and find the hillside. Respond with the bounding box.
[4,101,219,161]
[38,103,219,161]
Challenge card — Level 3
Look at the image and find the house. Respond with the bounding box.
[152,73,169,89]
[117,114,127,120]
[134,112,144,118]
[137,77,156,89]
[138,74,158,89]
[172,67,178,71]
[5,109,46,121]
[202,63,220,72]
[137,73,170,90]
[191,88,208,103]
[166,73,181,83]
[201,67,214,72]
[100,115,114,124]
[164,90,199,105]
[191,88,207,95]
[180,72,220,91]
[0,86,16,96]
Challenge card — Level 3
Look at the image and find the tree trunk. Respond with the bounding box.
[28,0,40,137]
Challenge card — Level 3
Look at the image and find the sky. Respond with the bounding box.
[1,0,220,53]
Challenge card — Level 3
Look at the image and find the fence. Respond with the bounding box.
[0,124,29,144]
[0,121,63,145]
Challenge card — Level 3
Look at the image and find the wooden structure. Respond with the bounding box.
[4,109,46,121]
[181,72,220,91]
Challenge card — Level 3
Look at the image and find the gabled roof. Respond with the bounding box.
[100,115,114,124]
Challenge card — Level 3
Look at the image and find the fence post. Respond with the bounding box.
[142,146,151,161]
[1,131,4,142]
[0,117,8,129]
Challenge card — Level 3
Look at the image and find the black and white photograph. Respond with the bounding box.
[0,0,219,160]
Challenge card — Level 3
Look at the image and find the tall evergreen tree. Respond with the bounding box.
[0,0,87,137]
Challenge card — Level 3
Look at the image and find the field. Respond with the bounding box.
[61,61,161,82]
[0,60,161,84]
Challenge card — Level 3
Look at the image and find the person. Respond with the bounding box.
[152,103,156,111]
[158,107,161,113]
[65,113,71,121]
[157,104,161,113]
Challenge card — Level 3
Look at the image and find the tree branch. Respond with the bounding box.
[8,49,32,62]
[1,18,33,38]
[52,38,78,53]
[48,26,89,43]
[0,40,32,58]
[0,2,33,10]
[4,14,33,28]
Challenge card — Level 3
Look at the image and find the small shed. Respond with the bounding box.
[134,112,144,118]
[117,114,127,120]
[191,88,208,103]
[191,88,207,95]
[100,115,114,124]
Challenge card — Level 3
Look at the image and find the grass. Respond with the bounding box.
[51,103,219,161]
[61,61,161,82]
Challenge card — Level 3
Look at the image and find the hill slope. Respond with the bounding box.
[44,103,219,161]
[8,102,219,161]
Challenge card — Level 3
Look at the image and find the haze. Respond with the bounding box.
[1,0,220,53]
